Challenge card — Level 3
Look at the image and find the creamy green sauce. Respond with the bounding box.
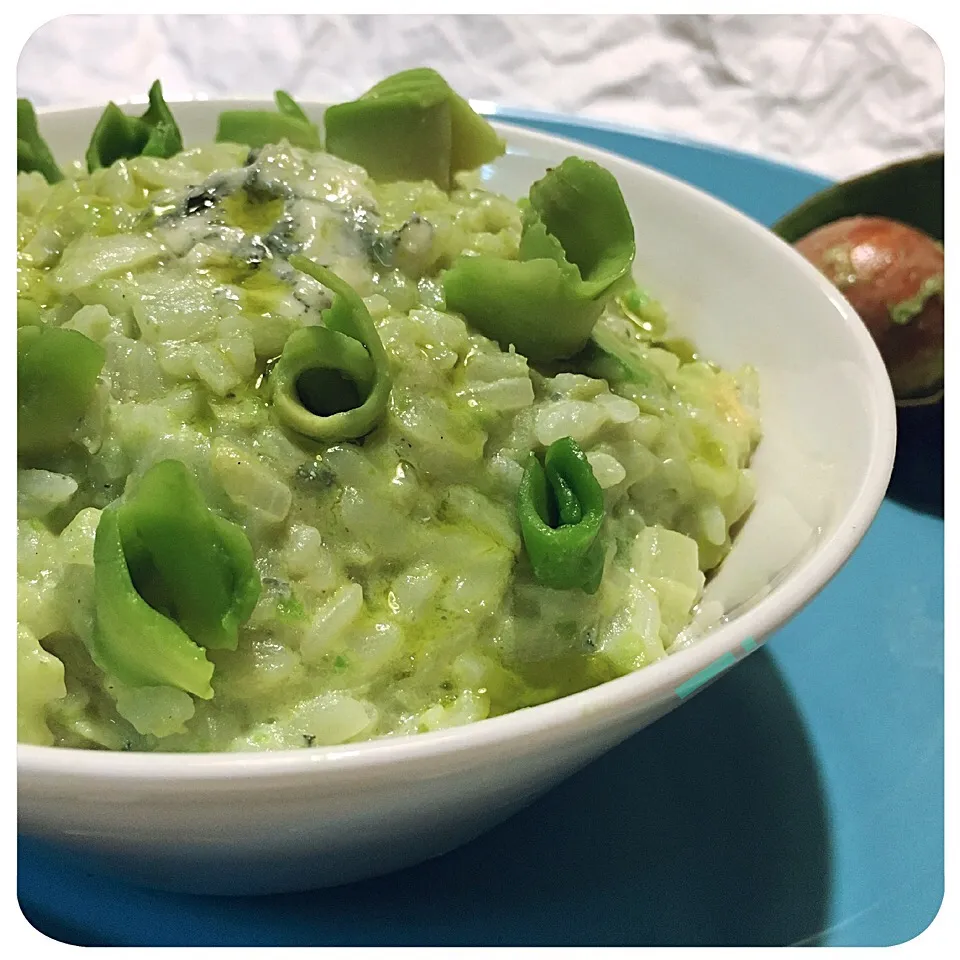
[821,244,858,290]
[17,141,760,752]
[888,272,944,325]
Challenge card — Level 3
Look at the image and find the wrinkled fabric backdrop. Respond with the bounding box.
[18,13,943,180]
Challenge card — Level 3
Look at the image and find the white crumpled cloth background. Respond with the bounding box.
[18,14,943,181]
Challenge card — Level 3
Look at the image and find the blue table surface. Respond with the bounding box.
[19,111,944,948]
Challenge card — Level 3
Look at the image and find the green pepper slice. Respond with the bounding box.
[17,98,63,183]
[443,156,636,361]
[93,508,215,699]
[270,257,392,443]
[17,325,105,460]
[324,67,505,189]
[85,80,183,171]
[92,460,261,697]
[216,90,321,150]
[518,437,606,593]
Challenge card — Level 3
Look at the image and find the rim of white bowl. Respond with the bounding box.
[18,102,898,783]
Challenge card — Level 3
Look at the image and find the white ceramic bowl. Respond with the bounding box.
[17,100,896,895]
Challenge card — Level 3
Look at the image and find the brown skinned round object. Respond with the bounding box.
[795,215,943,404]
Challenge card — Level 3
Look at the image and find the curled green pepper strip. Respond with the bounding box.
[518,437,606,594]
[324,67,505,190]
[271,256,392,443]
[17,325,105,460]
[92,460,261,697]
[444,157,636,361]
[93,509,215,699]
[17,99,63,183]
[216,90,321,150]
[85,80,183,171]
[118,461,261,651]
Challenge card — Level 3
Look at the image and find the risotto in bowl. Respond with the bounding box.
[17,73,895,893]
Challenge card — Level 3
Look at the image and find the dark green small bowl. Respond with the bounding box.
[772,152,943,244]
[773,151,944,517]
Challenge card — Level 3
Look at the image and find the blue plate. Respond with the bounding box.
[18,111,944,948]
